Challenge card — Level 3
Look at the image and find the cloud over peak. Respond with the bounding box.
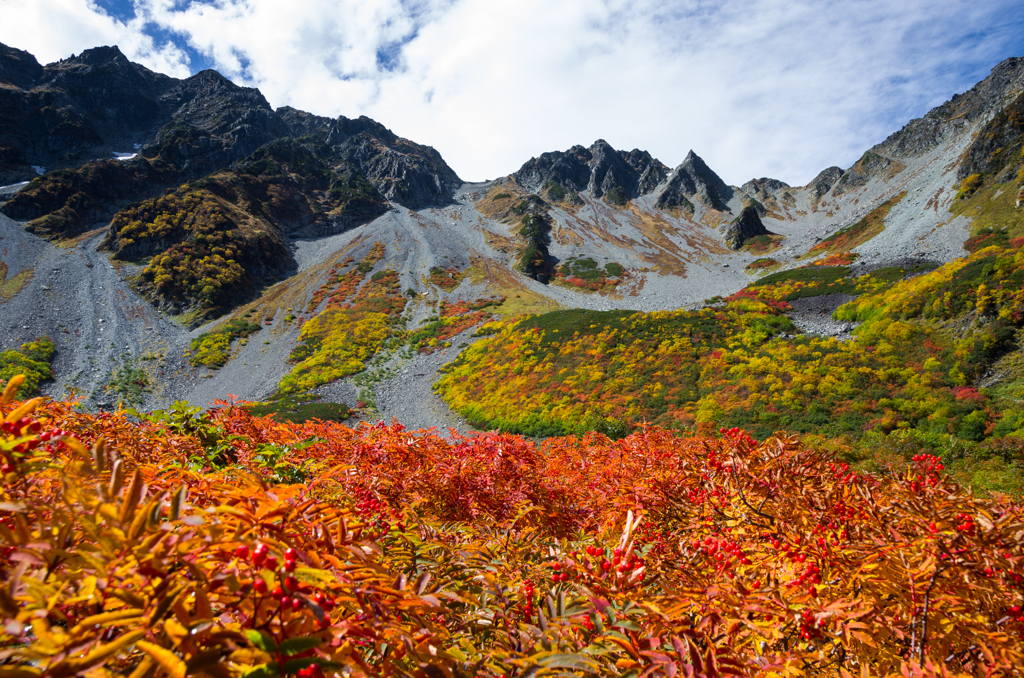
[2,0,1023,185]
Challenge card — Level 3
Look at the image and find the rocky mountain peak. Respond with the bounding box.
[656,149,732,212]
[0,42,43,88]
[511,140,666,203]
[73,45,130,66]
[872,55,1024,159]
[806,166,845,199]
[740,177,791,200]
[721,203,771,249]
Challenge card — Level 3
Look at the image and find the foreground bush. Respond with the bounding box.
[0,378,1022,677]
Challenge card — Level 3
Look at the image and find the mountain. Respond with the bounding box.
[0,43,460,320]
[1,42,1024,456]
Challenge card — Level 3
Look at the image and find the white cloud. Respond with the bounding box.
[0,0,191,76]
[2,0,1022,185]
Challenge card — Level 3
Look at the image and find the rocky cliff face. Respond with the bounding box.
[807,166,845,200]
[721,204,770,249]
[0,42,461,236]
[656,150,732,212]
[872,56,1024,159]
[957,90,1024,183]
[832,151,906,196]
[0,45,177,182]
[513,140,668,204]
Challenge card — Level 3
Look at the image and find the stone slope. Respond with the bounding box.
[1,44,1023,421]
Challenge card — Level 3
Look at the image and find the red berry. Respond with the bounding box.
[254,543,269,556]
[291,598,302,611]
[551,562,561,570]
[284,558,296,572]
[236,545,250,559]
[285,575,299,590]
[280,596,291,608]
[285,547,298,560]
[254,578,268,594]
[264,555,278,570]
[272,587,285,600]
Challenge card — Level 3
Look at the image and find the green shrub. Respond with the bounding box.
[0,337,55,397]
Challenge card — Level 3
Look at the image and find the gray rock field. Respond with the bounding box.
[2,51,1023,432]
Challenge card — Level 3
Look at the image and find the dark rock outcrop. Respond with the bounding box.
[656,150,732,212]
[513,140,668,204]
[740,177,790,202]
[0,42,461,236]
[956,90,1024,182]
[0,44,176,182]
[0,43,44,89]
[833,152,905,196]
[721,204,770,250]
[873,56,1024,159]
[807,166,845,199]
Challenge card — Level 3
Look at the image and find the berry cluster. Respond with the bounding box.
[236,543,335,628]
[519,579,535,621]
[790,562,822,597]
[353,493,405,534]
[719,427,756,448]
[908,454,945,493]
[1,415,79,473]
[549,560,571,583]
[564,544,646,586]
[956,513,976,534]
[296,665,324,678]
[797,609,821,641]
[827,461,857,484]
[694,536,750,576]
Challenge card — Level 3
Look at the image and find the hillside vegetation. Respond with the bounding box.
[0,377,1022,677]
[438,235,1024,492]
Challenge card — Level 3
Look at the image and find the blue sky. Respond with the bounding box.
[2,0,1023,185]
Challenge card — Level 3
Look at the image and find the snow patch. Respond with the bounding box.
[31,166,45,175]
[113,152,137,161]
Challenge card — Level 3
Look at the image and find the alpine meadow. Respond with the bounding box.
[2,33,1024,678]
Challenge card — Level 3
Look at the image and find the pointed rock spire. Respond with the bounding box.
[656,150,732,212]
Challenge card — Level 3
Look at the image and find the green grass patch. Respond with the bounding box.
[246,395,351,424]
[189,318,262,368]
[0,337,55,398]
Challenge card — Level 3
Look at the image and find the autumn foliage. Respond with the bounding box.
[1,375,1023,677]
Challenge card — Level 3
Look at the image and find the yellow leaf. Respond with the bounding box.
[1,375,25,405]
[164,618,189,642]
[48,629,146,677]
[71,610,144,636]
[136,641,186,678]
[4,398,41,424]
[0,668,41,678]
[61,436,87,456]
[119,470,144,524]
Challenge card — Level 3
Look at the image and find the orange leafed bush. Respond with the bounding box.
[1,376,1023,677]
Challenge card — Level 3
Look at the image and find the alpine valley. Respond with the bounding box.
[2,41,1024,479]
[6,38,1024,678]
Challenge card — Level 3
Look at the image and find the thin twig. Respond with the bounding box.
[731,463,777,527]
[919,564,951,665]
